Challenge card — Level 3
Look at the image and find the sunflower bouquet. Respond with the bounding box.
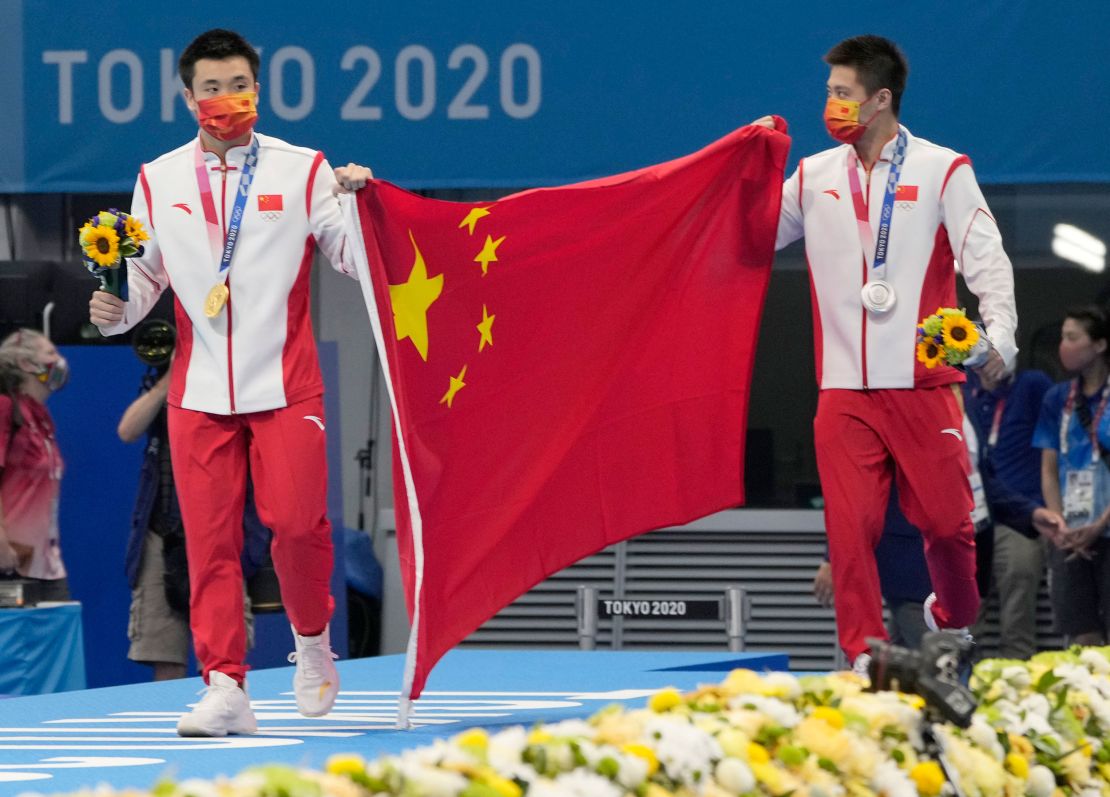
[916,307,982,369]
[78,209,149,300]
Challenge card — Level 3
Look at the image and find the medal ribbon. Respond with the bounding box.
[1060,375,1110,462]
[193,136,260,280]
[846,128,908,278]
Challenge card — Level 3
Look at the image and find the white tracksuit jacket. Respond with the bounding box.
[775,126,1018,390]
[102,132,356,415]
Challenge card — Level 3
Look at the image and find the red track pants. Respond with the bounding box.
[814,386,978,660]
[168,396,334,684]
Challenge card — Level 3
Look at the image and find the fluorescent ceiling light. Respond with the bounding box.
[1052,223,1105,272]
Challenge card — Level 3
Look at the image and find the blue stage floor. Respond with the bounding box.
[0,649,787,795]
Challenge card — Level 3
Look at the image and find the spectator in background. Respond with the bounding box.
[1035,306,1110,646]
[964,366,1060,660]
[0,329,69,601]
[118,321,271,680]
[813,483,932,650]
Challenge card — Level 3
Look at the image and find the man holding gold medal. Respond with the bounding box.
[753,35,1018,671]
[88,29,372,736]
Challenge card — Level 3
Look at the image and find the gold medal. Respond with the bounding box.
[205,283,230,318]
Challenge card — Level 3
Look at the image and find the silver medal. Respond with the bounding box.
[861,279,896,314]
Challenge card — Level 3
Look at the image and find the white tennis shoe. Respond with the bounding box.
[289,623,340,717]
[176,670,257,737]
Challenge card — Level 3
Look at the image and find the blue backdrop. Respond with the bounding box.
[1,0,1107,191]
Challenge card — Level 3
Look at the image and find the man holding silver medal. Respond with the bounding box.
[753,35,1018,670]
[88,29,372,736]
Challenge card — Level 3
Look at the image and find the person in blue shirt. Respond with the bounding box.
[965,366,1057,659]
[1034,305,1110,646]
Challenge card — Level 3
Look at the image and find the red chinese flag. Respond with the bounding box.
[257,194,283,211]
[895,184,918,202]
[345,124,789,714]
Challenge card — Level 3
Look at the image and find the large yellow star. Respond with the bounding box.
[458,207,491,235]
[440,364,468,408]
[474,234,506,276]
[476,304,495,351]
[388,230,443,361]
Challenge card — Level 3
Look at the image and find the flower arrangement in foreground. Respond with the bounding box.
[916,307,980,369]
[46,647,1110,797]
[78,209,149,299]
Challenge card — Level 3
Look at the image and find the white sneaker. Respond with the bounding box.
[923,593,941,632]
[289,623,339,717]
[177,671,257,737]
[923,592,973,642]
[851,652,872,680]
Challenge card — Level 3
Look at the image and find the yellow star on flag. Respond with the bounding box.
[388,230,443,361]
[474,234,506,276]
[440,365,468,408]
[477,305,495,351]
[458,207,491,235]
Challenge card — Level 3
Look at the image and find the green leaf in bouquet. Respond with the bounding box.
[776,744,807,767]
[841,711,871,735]
[1036,670,1065,693]
[880,724,908,743]
[522,744,550,776]
[692,697,723,712]
[817,756,840,774]
[1032,734,1062,757]
[754,723,790,747]
[596,756,620,779]
[568,739,588,767]
[120,243,139,257]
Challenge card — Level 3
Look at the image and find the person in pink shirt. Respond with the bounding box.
[0,328,69,602]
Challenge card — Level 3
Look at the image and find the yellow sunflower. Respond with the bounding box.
[941,314,979,352]
[124,214,149,244]
[82,225,121,267]
[917,338,944,368]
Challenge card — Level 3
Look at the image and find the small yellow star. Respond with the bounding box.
[458,207,491,235]
[440,364,468,408]
[474,234,506,276]
[476,305,495,351]
[388,230,443,361]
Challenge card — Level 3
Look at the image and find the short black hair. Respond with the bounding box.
[824,35,909,116]
[179,29,260,91]
[1065,304,1110,353]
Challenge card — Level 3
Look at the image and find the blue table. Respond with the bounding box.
[0,602,86,697]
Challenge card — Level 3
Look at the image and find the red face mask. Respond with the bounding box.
[823,95,881,145]
[196,92,258,141]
